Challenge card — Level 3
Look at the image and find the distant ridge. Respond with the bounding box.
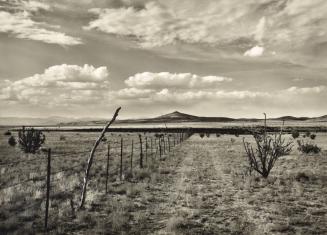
[0,111,326,126]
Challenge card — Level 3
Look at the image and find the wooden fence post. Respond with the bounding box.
[105,143,110,193]
[168,135,171,152]
[79,107,120,209]
[120,137,123,181]
[139,135,143,168]
[145,137,148,165]
[159,137,162,160]
[45,148,51,231]
[150,138,153,155]
[163,136,166,153]
[130,139,133,175]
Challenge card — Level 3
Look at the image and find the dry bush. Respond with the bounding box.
[291,130,300,139]
[4,130,11,136]
[243,114,293,178]
[297,140,321,154]
[8,136,17,146]
[18,127,45,154]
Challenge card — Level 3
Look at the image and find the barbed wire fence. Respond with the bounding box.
[0,131,192,231]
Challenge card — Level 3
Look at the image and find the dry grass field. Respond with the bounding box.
[0,127,326,234]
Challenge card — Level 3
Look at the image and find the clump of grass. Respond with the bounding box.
[166,216,186,233]
[59,135,66,141]
[134,168,151,181]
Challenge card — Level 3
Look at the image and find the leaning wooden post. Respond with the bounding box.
[45,148,51,231]
[79,107,121,209]
[139,134,143,168]
[130,139,133,175]
[105,143,110,193]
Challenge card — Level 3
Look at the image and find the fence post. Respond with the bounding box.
[145,137,148,165]
[168,135,171,152]
[105,143,110,194]
[159,137,162,160]
[45,148,51,231]
[150,138,153,155]
[162,136,166,154]
[130,139,133,175]
[139,135,143,168]
[120,137,123,181]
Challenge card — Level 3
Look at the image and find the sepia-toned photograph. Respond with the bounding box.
[0,0,326,234]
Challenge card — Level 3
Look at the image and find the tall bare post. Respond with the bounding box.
[150,138,153,154]
[139,134,143,168]
[130,139,133,175]
[105,143,110,193]
[120,137,123,181]
[168,135,171,152]
[159,137,162,160]
[45,148,51,231]
[79,107,121,209]
[163,136,166,153]
[145,137,148,165]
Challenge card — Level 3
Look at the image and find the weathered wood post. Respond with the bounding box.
[145,137,148,165]
[139,134,143,168]
[79,107,121,209]
[168,135,171,152]
[105,143,110,193]
[120,137,123,181]
[130,139,133,175]
[45,148,51,231]
[159,137,162,160]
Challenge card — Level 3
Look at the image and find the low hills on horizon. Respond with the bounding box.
[0,111,326,126]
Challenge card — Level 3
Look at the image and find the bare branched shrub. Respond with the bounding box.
[18,127,45,154]
[243,114,293,178]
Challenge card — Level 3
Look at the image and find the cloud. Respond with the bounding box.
[0,9,82,45]
[125,72,232,89]
[0,64,109,106]
[244,46,265,57]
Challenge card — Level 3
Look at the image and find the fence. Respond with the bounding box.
[0,131,192,232]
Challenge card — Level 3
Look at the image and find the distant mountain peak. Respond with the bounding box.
[156,111,197,119]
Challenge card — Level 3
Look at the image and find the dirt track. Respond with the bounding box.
[143,135,327,235]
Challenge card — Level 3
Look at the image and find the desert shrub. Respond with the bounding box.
[235,133,239,137]
[18,127,45,154]
[199,133,205,138]
[205,133,210,138]
[310,134,316,140]
[8,136,17,146]
[297,140,321,154]
[243,114,293,178]
[291,130,300,139]
[216,133,221,137]
[59,135,66,141]
[4,130,11,136]
[230,138,236,144]
[305,131,311,137]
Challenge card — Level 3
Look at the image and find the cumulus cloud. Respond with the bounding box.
[0,64,109,106]
[0,8,82,45]
[244,46,265,57]
[125,72,232,89]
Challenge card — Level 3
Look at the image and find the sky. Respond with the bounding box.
[0,0,327,119]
